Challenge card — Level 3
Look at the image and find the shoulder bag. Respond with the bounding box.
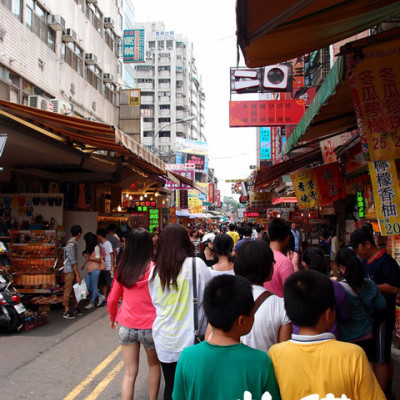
[192,257,206,344]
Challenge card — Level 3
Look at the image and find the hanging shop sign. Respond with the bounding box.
[392,235,400,265]
[320,132,353,164]
[190,205,203,214]
[346,38,400,161]
[208,183,215,204]
[368,160,400,235]
[128,90,141,106]
[230,64,292,94]
[164,164,195,190]
[123,29,145,63]
[149,208,159,233]
[229,100,305,127]
[291,162,345,210]
[216,190,221,207]
[244,212,259,217]
[260,127,272,160]
[356,190,365,218]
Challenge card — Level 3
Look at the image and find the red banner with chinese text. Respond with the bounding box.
[291,162,346,210]
[346,38,400,161]
[229,100,305,127]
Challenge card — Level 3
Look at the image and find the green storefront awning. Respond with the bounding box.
[282,56,357,157]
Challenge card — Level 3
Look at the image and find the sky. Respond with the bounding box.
[132,0,257,200]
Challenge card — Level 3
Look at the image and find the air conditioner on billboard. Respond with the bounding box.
[51,99,74,115]
[85,53,97,65]
[48,15,66,31]
[28,95,52,111]
[263,65,289,89]
[62,28,77,42]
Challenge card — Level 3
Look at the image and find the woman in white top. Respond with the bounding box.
[209,234,235,276]
[148,224,212,400]
[234,240,292,353]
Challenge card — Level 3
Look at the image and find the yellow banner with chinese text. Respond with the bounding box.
[369,160,400,235]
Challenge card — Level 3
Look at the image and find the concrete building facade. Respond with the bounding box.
[133,22,206,161]
[0,0,124,124]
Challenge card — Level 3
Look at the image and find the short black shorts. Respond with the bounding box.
[98,270,112,288]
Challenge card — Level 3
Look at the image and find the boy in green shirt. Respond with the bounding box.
[172,275,280,400]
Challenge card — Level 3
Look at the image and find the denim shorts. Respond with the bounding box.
[119,325,155,349]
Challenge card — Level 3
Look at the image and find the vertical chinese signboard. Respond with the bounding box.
[291,163,345,210]
[346,38,400,161]
[148,209,159,233]
[128,89,141,106]
[216,190,221,207]
[368,160,400,235]
[123,29,145,63]
[260,127,272,160]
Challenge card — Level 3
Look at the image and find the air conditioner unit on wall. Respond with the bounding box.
[104,17,114,29]
[50,99,74,115]
[29,95,53,111]
[62,28,77,42]
[48,15,66,31]
[103,73,113,83]
[85,53,97,65]
[263,65,289,90]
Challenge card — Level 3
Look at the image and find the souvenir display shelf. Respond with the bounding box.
[9,230,58,294]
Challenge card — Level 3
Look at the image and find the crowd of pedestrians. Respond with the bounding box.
[61,218,400,400]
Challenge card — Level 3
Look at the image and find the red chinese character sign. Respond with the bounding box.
[368,160,400,236]
[291,163,345,210]
[229,100,305,127]
[346,39,400,161]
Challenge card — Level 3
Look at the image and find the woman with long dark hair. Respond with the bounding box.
[82,232,104,308]
[210,234,235,275]
[336,247,386,360]
[149,224,212,400]
[107,228,160,400]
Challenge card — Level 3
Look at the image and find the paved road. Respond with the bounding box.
[0,305,164,400]
[1,304,399,399]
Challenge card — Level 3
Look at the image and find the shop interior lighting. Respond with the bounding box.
[129,196,133,200]
[125,193,129,198]
[140,196,143,201]
[155,192,159,197]
[117,205,122,212]
[144,193,148,198]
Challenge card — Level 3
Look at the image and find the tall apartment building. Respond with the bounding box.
[0,0,124,124]
[133,22,206,161]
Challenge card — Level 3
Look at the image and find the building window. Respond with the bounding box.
[159,132,170,138]
[104,82,116,105]
[85,64,102,93]
[104,29,117,54]
[25,0,55,50]
[148,41,155,50]
[159,118,170,123]
[118,13,123,30]
[61,42,83,76]
[1,0,22,19]
[86,3,102,35]
[74,0,84,11]
[118,61,123,77]
[166,40,173,50]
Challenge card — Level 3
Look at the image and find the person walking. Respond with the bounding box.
[189,229,201,256]
[148,224,212,400]
[107,228,160,400]
[97,229,114,304]
[226,223,240,247]
[209,234,235,276]
[351,227,400,397]
[82,232,105,309]
[62,225,83,319]
[290,223,302,254]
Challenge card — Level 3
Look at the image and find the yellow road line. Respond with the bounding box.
[83,360,124,400]
[63,347,121,400]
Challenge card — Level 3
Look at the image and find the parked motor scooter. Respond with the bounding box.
[0,274,26,333]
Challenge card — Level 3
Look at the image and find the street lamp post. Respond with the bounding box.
[152,116,196,156]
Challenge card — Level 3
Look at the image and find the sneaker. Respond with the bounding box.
[96,295,105,307]
[63,311,76,319]
[74,307,83,315]
[85,302,95,309]
[99,300,107,307]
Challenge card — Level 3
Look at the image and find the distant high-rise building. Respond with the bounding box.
[134,22,206,162]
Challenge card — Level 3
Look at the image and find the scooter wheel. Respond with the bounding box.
[0,306,22,333]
